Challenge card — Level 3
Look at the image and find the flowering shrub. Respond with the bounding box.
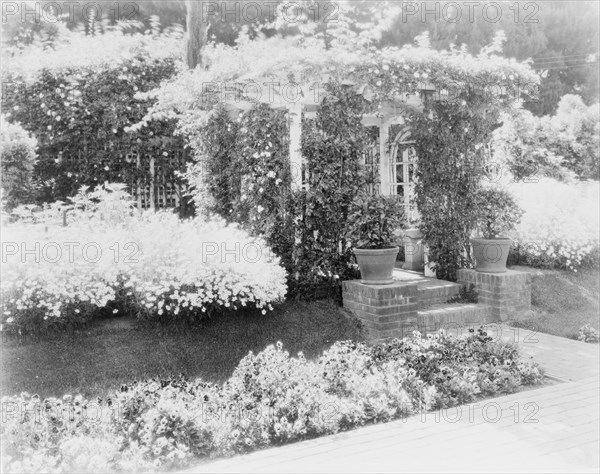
[0,223,125,332]
[1,333,544,472]
[578,324,600,343]
[130,213,287,321]
[1,186,287,333]
[507,178,600,271]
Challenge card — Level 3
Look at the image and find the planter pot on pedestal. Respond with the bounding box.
[354,247,399,285]
[470,237,512,273]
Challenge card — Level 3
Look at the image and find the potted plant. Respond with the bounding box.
[347,193,405,284]
[471,187,523,273]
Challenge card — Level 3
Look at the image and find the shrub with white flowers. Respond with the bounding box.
[578,324,600,343]
[1,186,287,333]
[129,212,288,321]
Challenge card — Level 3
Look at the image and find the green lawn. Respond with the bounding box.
[3,266,596,399]
[0,300,364,399]
[509,265,600,340]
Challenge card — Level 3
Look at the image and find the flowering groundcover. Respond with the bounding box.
[1,330,544,473]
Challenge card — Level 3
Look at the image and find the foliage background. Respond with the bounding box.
[2,28,186,206]
[493,94,600,181]
[0,117,38,210]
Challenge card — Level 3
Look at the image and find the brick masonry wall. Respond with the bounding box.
[457,269,532,322]
[342,280,419,341]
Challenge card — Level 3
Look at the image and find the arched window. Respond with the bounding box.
[390,132,417,217]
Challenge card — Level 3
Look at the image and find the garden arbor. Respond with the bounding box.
[148,38,539,282]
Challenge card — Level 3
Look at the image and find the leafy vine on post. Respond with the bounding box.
[297,81,370,293]
[408,99,498,281]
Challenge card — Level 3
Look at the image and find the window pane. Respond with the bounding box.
[396,185,405,198]
[396,164,404,183]
[394,146,400,161]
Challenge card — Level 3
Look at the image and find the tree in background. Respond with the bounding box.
[268,0,401,49]
[3,1,597,113]
[185,0,206,68]
[493,95,600,181]
[381,0,599,115]
[548,95,600,180]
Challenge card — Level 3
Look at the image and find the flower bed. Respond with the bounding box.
[507,178,600,271]
[1,330,544,473]
[1,202,287,333]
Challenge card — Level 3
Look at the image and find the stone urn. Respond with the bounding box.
[470,237,512,273]
[401,228,424,271]
[353,247,400,285]
[423,244,437,277]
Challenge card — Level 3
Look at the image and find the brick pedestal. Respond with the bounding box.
[342,280,419,341]
[457,269,532,322]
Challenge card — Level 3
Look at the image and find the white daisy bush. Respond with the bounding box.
[1,187,287,333]
[128,212,287,322]
[1,223,125,332]
[507,178,600,271]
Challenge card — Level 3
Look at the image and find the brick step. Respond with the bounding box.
[417,303,493,333]
[416,279,461,307]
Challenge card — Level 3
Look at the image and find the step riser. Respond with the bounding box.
[418,286,461,307]
[417,305,493,334]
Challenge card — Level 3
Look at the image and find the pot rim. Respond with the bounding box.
[470,237,512,243]
[354,246,400,255]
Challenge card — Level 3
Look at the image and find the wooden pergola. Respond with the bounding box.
[219,81,439,220]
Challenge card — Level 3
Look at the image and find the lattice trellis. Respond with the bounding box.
[42,139,186,211]
[128,148,186,210]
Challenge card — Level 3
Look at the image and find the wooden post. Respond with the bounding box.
[149,156,155,210]
[136,154,142,210]
[288,103,303,190]
[379,119,391,195]
[173,152,180,209]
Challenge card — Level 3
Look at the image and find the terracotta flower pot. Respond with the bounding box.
[353,247,399,285]
[470,237,512,273]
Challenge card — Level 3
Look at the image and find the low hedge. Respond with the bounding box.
[1,329,544,473]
